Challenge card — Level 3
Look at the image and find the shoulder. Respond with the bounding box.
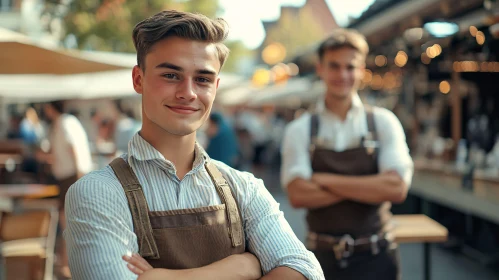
[61,114,83,130]
[207,159,263,198]
[62,114,80,124]
[209,159,258,185]
[371,106,403,128]
[67,164,126,205]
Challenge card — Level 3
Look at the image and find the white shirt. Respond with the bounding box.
[281,94,413,188]
[64,133,324,280]
[50,114,92,180]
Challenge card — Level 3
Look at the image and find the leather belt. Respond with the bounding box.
[307,231,394,261]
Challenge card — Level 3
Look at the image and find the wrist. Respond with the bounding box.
[235,253,262,280]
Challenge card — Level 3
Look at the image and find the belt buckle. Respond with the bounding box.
[370,234,380,255]
[332,234,354,261]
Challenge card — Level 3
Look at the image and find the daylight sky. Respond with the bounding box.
[219,0,376,49]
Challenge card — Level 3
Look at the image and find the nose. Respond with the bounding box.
[175,78,197,100]
[339,68,350,80]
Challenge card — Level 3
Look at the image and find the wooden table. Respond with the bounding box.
[0,184,59,280]
[393,214,448,280]
[0,184,59,212]
[0,184,59,199]
[0,154,23,166]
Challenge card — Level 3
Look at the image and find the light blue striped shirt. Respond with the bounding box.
[64,133,324,280]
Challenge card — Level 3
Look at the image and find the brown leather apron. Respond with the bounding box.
[109,158,245,269]
[306,106,400,280]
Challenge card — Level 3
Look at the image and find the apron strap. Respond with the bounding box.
[205,161,244,247]
[109,158,160,259]
[310,113,320,140]
[364,105,378,141]
[309,114,320,157]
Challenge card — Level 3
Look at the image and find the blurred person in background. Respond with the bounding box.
[20,107,46,145]
[205,111,240,168]
[37,100,92,278]
[64,10,323,280]
[114,100,142,154]
[19,107,46,174]
[235,108,271,168]
[281,29,413,280]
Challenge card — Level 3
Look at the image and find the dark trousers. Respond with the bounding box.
[313,245,401,280]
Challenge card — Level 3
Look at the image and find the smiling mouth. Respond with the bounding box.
[165,105,199,115]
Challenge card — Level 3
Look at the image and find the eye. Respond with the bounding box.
[162,73,179,80]
[196,77,212,83]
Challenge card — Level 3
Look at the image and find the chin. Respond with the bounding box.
[327,91,351,99]
[164,123,200,136]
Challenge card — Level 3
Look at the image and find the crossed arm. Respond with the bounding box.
[282,111,413,209]
[65,177,316,280]
[287,171,408,209]
[123,253,305,280]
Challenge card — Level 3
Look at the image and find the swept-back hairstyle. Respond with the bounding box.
[133,10,230,70]
[318,28,369,61]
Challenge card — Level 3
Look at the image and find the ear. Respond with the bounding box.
[315,61,323,77]
[360,63,366,78]
[132,65,144,95]
[215,77,220,90]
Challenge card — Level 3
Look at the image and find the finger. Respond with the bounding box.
[123,255,147,271]
[127,263,144,275]
[132,253,153,270]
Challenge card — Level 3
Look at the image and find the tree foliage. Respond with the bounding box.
[63,0,220,52]
[62,0,252,73]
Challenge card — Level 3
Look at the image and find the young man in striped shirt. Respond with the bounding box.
[64,10,324,280]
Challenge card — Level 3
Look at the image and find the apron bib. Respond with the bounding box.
[110,158,245,269]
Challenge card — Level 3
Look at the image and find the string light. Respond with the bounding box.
[375,55,388,67]
[452,61,499,72]
[394,51,408,67]
[469,26,478,37]
[439,81,451,94]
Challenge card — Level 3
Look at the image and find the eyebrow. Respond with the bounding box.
[155,62,217,76]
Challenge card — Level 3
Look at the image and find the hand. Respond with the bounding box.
[238,253,262,279]
[311,173,326,186]
[380,170,403,186]
[123,253,153,275]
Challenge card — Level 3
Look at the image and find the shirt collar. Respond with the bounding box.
[316,93,364,115]
[127,133,208,172]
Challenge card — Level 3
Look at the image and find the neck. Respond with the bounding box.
[140,118,196,179]
[324,92,354,120]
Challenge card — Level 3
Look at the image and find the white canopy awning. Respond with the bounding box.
[0,70,245,103]
[0,28,128,75]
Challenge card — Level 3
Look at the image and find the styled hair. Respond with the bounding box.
[318,28,369,60]
[48,100,65,114]
[132,10,230,70]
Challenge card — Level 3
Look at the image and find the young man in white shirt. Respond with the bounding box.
[41,100,92,278]
[64,10,324,280]
[281,29,414,280]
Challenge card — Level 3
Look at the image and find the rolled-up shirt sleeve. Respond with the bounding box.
[374,108,414,186]
[64,177,138,280]
[280,114,313,189]
[242,174,324,280]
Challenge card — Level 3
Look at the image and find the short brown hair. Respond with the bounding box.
[318,28,369,60]
[132,10,230,70]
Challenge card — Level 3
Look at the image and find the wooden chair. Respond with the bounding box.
[0,199,59,280]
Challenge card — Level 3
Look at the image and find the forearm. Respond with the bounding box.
[313,173,407,204]
[138,254,259,280]
[287,178,343,209]
[260,266,306,280]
